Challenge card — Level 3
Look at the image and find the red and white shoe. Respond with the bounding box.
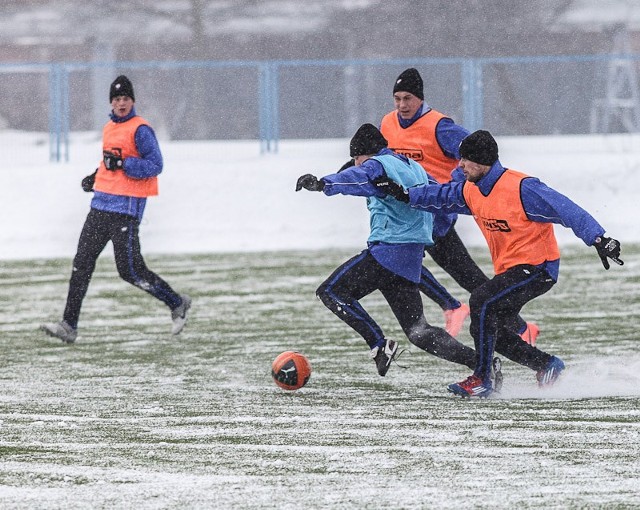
[443,303,470,337]
[447,374,493,398]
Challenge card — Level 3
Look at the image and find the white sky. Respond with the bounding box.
[2,130,638,261]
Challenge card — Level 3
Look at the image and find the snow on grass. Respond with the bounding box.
[1,247,639,508]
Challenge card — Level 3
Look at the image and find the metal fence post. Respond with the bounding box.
[61,66,70,162]
[259,62,279,153]
[258,62,268,153]
[48,64,62,162]
[270,62,279,153]
[462,59,483,132]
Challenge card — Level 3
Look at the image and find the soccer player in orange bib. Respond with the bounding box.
[373,130,623,397]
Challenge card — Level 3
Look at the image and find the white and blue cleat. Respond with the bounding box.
[536,356,565,387]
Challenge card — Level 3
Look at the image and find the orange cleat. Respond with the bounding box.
[520,322,540,346]
[443,303,470,337]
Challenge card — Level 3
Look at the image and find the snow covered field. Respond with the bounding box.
[1,247,639,509]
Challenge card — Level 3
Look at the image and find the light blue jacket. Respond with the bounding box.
[321,148,433,282]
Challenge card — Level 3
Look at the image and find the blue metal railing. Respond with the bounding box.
[2,53,639,162]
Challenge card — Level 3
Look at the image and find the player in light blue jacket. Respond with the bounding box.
[296,124,494,381]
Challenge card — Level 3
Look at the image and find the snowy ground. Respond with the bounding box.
[2,130,639,260]
[1,248,639,509]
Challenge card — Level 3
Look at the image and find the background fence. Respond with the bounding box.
[1,54,639,161]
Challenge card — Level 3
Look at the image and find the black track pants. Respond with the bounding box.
[469,264,556,381]
[316,250,475,368]
[63,209,182,328]
[426,225,528,333]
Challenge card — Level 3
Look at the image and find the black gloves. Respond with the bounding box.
[371,175,409,203]
[103,151,123,171]
[81,169,97,192]
[296,174,325,192]
[593,236,624,270]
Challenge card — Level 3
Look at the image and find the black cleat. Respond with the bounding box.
[171,294,192,335]
[370,339,398,376]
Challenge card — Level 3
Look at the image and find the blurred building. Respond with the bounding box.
[1,0,639,139]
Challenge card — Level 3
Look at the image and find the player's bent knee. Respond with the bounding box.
[316,285,335,309]
[406,320,441,352]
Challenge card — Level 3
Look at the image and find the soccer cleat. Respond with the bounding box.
[370,339,398,376]
[171,294,192,335]
[536,356,565,387]
[447,374,493,398]
[491,357,503,394]
[443,303,470,337]
[40,320,77,344]
[520,322,540,346]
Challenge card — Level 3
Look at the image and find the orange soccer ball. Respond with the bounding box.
[271,351,312,390]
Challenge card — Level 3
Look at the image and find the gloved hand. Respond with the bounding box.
[295,174,325,192]
[81,169,97,192]
[593,236,624,270]
[103,151,123,171]
[372,175,409,203]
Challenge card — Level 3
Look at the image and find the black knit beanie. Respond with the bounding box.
[459,130,499,165]
[350,123,388,157]
[109,75,135,101]
[392,68,424,100]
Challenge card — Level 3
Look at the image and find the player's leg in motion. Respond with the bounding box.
[111,213,191,334]
[316,250,387,349]
[468,265,557,381]
[418,265,469,337]
[42,209,112,343]
[382,275,475,369]
[111,214,183,309]
[63,209,112,329]
[427,225,536,342]
[316,250,401,375]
